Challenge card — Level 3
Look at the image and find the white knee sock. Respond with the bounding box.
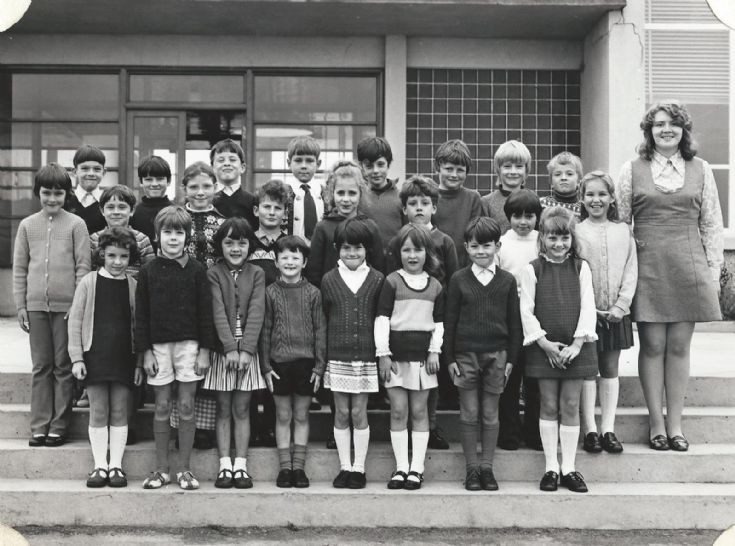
[352,427,370,473]
[334,427,352,471]
[581,379,598,434]
[108,425,127,469]
[390,429,409,473]
[559,424,580,475]
[88,426,109,470]
[599,377,620,434]
[538,419,559,474]
[410,431,430,475]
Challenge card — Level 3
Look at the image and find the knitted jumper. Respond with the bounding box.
[358,179,405,247]
[480,189,512,234]
[443,266,522,365]
[13,209,91,312]
[540,193,582,219]
[134,255,215,351]
[130,196,173,250]
[260,278,327,376]
[213,187,258,228]
[185,206,226,269]
[434,186,483,266]
[321,267,384,362]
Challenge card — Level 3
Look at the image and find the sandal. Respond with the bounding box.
[668,435,689,452]
[86,467,108,488]
[142,471,170,489]
[648,434,670,451]
[387,470,407,490]
[107,467,128,488]
[177,470,200,490]
[214,468,234,489]
[403,470,424,491]
[233,469,253,489]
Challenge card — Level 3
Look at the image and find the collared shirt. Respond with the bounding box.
[471,263,496,286]
[157,251,189,268]
[651,150,685,193]
[288,179,325,241]
[337,259,369,294]
[221,182,241,197]
[74,186,103,208]
[255,229,283,245]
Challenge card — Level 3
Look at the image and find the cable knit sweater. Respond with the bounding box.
[434,187,483,266]
[260,278,327,376]
[13,209,91,312]
[321,266,384,362]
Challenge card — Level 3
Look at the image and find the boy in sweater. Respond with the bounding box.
[136,205,215,490]
[481,140,532,234]
[211,139,258,229]
[261,236,326,488]
[444,217,522,491]
[432,140,483,268]
[130,155,174,250]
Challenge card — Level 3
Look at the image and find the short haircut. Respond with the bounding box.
[464,216,502,244]
[97,226,140,265]
[154,205,192,244]
[275,235,310,260]
[434,139,472,172]
[395,224,441,278]
[637,100,697,161]
[537,206,577,256]
[547,151,583,180]
[138,155,172,181]
[325,160,366,212]
[399,175,440,206]
[357,136,393,165]
[503,188,542,221]
[287,136,321,160]
[210,138,245,164]
[256,178,291,206]
[493,140,532,176]
[99,184,136,210]
[212,217,255,258]
[334,216,375,252]
[73,144,106,167]
[181,161,216,187]
[33,163,72,197]
[578,170,619,221]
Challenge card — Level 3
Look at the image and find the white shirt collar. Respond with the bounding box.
[652,150,684,176]
[471,263,496,277]
[221,182,241,196]
[75,185,103,206]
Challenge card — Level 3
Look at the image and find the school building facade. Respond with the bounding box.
[0,0,733,315]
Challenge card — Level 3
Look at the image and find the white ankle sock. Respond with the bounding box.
[334,427,352,471]
[538,419,559,473]
[108,425,127,469]
[410,431,429,475]
[599,377,619,434]
[390,429,409,473]
[581,379,598,434]
[219,457,233,472]
[233,457,247,472]
[352,427,370,473]
[559,424,580,475]
[88,426,109,470]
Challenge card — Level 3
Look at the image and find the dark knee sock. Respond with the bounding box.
[480,423,500,469]
[460,420,478,471]
[153,418,171,472]
[292,444,307,470]
[177,418,196,470]
[278,447,291,470]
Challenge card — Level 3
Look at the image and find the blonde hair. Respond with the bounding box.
[537,206,576,257]
[324,159,367,213]
[578,170,619,221]
[493,140,532,177]
[547,151,583,180]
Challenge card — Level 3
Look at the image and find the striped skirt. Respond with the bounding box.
[202,351,268,392]
[324,360,379,394]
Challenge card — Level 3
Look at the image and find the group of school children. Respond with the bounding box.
[13,132,640,495]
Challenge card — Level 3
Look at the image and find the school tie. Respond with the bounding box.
[301,183,317,239]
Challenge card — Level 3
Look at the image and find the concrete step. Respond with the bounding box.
[1,404,734,444]
[1,439,734,484]
[2,373,732,407]
[0,479,732,530]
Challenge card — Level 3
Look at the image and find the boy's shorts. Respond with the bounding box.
[271,359,315,397]
[452,350,507,394]
[147,340,202,386]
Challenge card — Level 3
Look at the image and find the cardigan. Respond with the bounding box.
[260,278,327,376]
[208,261,265,357]
[321,266,384,362]
[443,266,522,365]
[67,271,137,364]
[13,209,91,313]
[434,186,483,266]
[358,179,405,247]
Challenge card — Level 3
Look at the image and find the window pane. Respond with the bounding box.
[0,122,32,168]
[254,171,328,190]
[130,75,245,103]
[687,103,728,165]
[132,115,180,201]
[41,122,119,169]
[0,170,36,267]
[255,76,377,122]
[11,74,119,119]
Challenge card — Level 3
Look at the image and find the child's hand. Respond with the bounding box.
[134,367,144,386]
[239,351,254,372]
[310,372,321,393]
[425,353,440,375]
[448,362,460,380]
[143,350,158,377]
[537,337,566,369]
[606,306,624,323]
[503,362,513,389]
[596,309,610,319]
[559,341,582,365]
[378,356,393,384]
[72,361,86,381]
[17,309,29,333]
[225,350,239,370]
[194,348,210,376]
[264,370,280,393]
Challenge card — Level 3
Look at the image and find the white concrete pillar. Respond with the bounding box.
[384,35,407,184]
